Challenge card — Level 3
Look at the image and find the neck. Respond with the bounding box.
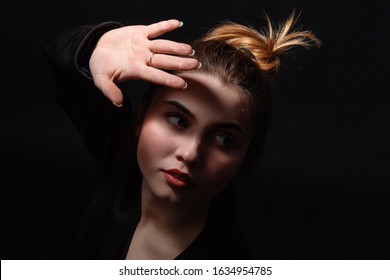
[139,178,210,232]
[126,178,212,259]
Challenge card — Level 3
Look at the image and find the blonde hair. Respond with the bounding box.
[201,10,321,76]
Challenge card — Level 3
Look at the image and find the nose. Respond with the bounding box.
[175,137,202,167]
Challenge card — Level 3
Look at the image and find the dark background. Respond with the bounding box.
[2,0,389,259]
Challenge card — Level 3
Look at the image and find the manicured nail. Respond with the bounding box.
[182,82,188,90]
[179,21,184,27]
[190,49,195,56]
[112,102,123,107]
[197,62,202,69]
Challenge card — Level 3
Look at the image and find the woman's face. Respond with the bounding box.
[137,72,253,206]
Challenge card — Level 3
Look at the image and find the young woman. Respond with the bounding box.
[43,11,320,260]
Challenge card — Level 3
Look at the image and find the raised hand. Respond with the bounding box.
[89,19,200,106]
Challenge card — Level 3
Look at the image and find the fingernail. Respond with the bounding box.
[112,102,123,107]
[197,62,202,69]
[179,21,184,27]
[182,82,188,90]
[190,49,195,56]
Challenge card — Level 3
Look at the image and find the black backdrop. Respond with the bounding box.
[2,0,389,259]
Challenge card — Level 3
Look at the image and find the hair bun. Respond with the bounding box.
[201,10,321,75]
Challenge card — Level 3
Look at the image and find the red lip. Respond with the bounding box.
[162,169,193,188]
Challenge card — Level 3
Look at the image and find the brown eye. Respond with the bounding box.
[215,134,236,148]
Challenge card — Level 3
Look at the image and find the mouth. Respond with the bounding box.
[162,169,193,188]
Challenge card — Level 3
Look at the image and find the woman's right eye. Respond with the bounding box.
[167,115,188,128]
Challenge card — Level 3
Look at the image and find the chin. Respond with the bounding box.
[148,180,188,203]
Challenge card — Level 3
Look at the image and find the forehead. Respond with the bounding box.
[152,72,252,126]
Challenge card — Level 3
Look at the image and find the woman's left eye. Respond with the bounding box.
[215,134,236,148]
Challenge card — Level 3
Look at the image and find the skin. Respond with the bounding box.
[137,71,253,206]
[89,19,200,106]
[126,71,253,259]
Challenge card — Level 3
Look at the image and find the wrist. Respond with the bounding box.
[76,21,124,79]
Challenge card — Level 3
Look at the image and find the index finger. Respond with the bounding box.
[146,19,183,39]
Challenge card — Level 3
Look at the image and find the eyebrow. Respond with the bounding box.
[164,100,195,119]
[214,123,245,136]
[163,100,246,136]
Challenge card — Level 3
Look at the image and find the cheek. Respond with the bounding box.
[137,121,173,168]
[203,152,246,189]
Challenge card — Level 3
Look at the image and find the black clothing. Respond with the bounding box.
[43,22,252,260]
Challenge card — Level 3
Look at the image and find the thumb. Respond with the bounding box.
[93,74,124,107]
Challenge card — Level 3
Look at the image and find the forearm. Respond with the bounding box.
[43,21,123,80]
[42,21,136,168]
